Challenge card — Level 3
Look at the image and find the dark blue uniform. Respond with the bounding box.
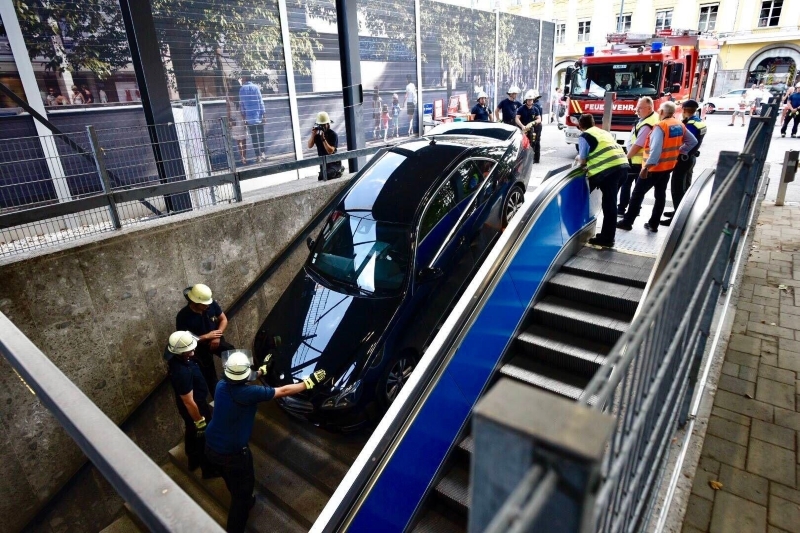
[176,300,233,397]
[517,102,543,163]
[781,92,800,137]
[470,103,490,122]
[167,351,212,472]
[497,98,521,125]
[205,380,276,533]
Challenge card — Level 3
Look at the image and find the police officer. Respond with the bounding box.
[204,352,327,533]
[164,331,219,478]
[576,114,630,248]
[495,85,521,125]
[470,91,492,122]
[661,99,706,226]
[780,82,800,138]
[515,90,543,163]
[620,97,658,216]
[176,283,233,398]
[617,101,697,233]
[308,111,344,180]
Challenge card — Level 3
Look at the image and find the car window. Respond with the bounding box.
[419,180,456,242]
[453,161,484,202]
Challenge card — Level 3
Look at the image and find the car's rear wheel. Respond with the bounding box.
[378,352,417,409]
[503,185,525,227]
[706,103,716,114]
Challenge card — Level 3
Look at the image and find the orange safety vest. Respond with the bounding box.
[643,117,684,172]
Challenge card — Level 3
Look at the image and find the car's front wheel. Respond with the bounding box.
[503,185,525,227]
[378,352,417,409]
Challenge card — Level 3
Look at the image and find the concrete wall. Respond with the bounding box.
[0,177,346,532]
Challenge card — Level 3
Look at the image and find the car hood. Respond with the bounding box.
[258,268,402,388]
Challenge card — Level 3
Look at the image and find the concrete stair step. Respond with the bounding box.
[160,462,228,528]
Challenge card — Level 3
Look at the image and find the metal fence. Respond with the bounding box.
[0,119,392,258]
[486,102,779,533]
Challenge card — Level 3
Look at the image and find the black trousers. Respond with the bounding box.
[618,164,641,213]
[179,404,213,473]
[589,166,627,242]
[781,112,800,136]
[247,123,266,156]
[669,156,696,214]
[531,124,542,162]
[194,337,234,399]
[622,170,672,227]
[205,446,255,533]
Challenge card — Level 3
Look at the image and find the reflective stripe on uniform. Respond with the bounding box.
[628,112,659,165]
[583,127,628,177]
[643,117,684,172]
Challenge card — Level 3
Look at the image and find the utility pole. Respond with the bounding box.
[618,0,625,32]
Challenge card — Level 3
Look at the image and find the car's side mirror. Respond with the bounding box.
[306,237,316,250]
[417,266,444,283]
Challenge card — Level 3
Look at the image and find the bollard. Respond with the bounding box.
[602,92,615,132]
[775,150,799,207]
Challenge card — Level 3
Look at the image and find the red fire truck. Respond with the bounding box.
[563,29,719,148]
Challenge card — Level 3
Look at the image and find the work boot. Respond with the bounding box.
[660,218,672,226]
[663,210,675,217]
[588,235,614,248]
[616,220,633,231]
[644,222,658,233]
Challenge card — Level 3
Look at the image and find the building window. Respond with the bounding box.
[698,4,718,32]
[555,22,566,44]
[616,14,632,33]
[655,10,673,31]
[578,20,591,42]
[758,0,782,27]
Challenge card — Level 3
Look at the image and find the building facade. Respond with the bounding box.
[506,0,800,97]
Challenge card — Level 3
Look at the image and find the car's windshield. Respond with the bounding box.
[571,62,662,98]
[309,211,411,296]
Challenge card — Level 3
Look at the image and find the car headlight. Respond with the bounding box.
[321,379,363,410]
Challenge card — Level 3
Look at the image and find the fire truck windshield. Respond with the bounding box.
[570,62,663,99]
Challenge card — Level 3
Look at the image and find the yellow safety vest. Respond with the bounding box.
[583,127,628,178]
[628,112,659,165]
[685,116,706,152]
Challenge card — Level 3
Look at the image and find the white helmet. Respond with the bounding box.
[167,331,197,354]
[507,85,521,95]
[524,89,540,101]
[223,351,253,381]
[315,111,333,125]
[477,91,488,100]
[184,284,213,305]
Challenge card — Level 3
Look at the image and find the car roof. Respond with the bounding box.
[426,122,518,141]
[341,136,510,224]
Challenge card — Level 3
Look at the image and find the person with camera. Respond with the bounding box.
[308,111,344,181]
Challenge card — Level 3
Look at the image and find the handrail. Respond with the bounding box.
[0,313,224,532]
[312,165,588,532]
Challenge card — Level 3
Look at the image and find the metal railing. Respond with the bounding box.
[0,120,397,258]
[485,102,779,532]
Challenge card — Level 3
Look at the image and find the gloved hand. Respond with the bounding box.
[194,417,207,437]
[258,353,272,376]
[303,369,327,390]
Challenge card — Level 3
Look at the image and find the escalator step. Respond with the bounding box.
[548,272,642,315]
[562,248,654,288]
[434,463,471,514]
[533,296,630,345]
[499,356,597,404]
[412,505,467,533]
[458,434,474,455]
[516,324,609,376]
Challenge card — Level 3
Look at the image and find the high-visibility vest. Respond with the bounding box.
[643,117,684,172]
[582,127,628,177]
[628,112,659,165]
[685,115,706,154]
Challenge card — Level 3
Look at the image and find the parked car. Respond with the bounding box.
[704,89,748,114]
[255,123,533,430]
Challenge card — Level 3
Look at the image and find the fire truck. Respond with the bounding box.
[562,29,719,148]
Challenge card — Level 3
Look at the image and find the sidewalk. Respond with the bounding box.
[682,182,800,531]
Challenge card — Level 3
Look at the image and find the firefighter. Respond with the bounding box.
[470,91,492,122]
[575,114,629,248]
[617,101,697,233]
[661,99,706,226]
[619,97,658,216]
[495,85,521,125]
[780,83,800,138]
[204,351,326,533]
[515,90,542,163]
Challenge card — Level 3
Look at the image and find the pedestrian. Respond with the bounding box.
[227,96,249,165]
[239,71,267,162]
[780,83,800,138]
[70,85,85,105]
[204,351,326,533]
[781,86,795,123]
[620,97,659,217]
[495,85,521,125]
[176,283,233,398]
[470,91,491,122]
[54,91,69,105]
[390,94,401,138]
[381,103,390,141]
[82,85,94,104]
[550,87,562,124]
[404,75,417,136]
[372,86,383,139]
[729,94,748,127]
[308,111,344,180]
[661,99,706,226]
[515,90,542,163]
[164,331,219,478]
[575,114,629,248]
[617,101,697,233]
[45,87,57,106]
[747,83,760,116]
[98,85,108,104]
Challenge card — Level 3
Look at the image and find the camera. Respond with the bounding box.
[314,124,326,135]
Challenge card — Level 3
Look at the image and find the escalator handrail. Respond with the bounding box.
[313,165,590,532]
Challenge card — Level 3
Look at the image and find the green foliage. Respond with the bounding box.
[497,13,539,86]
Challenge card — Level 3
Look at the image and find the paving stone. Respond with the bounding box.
[681,525,704,533]
[759,365,797,385]
[753,295,780,307]
[746,267,768,280]
[703,434,747,469]
[718,464,769,506]
[709,491,767,533]
[780,313,800,330]
[719,374,757,398]
[740,301,766,314]
[748,320,796,339]
[740,366,759,382]
[707,416,750,447]
[763,353,779,367]
[722,361,740,377]
[685,495,713,531]
[730,335,763,357]
[699,455,722,474]
[714,390,774,422]
[763,339,779,356]
[691,467,721,501]
[775,407,800,431]
[754,285,781,300]
[747,438,797,486]
[780,337,800,354]
[768,526,791,533]
[768,497,800,532]
[771,482,800,505]
[727,349,760,369]
[756,378,796,410]
[780,303,800,317]
[778,351,800,372]
[751,419,796,450]
[712,406,752,427]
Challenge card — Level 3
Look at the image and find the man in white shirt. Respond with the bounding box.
[404,75,417,136]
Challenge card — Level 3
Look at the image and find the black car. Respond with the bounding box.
[255,123,533,430]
